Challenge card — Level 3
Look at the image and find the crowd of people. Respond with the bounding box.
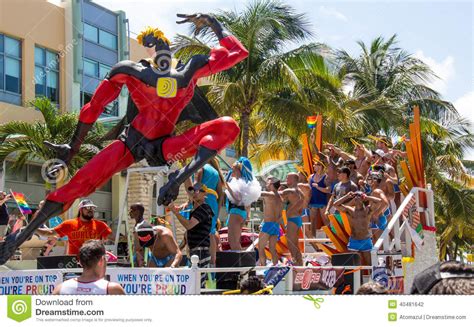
[130,132,407,269]
[256,134,406,266]
[0,134,409,268]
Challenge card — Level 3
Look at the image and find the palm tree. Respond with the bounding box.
[249,42,402,166]
[173,0,313,157]
[0,97,107,185]
[338,35,474,259]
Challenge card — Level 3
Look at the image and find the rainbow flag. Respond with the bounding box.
[11,192,32,215]
[394,135,408,146]
[306,116,317,129]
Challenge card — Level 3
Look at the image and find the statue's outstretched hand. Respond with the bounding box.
[176,13,216,35]
[43,141,72,177]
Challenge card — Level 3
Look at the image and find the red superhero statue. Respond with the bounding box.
[0,13,248,264]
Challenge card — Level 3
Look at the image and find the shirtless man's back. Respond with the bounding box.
[258,177,283,265]
[280,173,305,266]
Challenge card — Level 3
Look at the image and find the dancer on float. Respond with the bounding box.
[225,157,261,250]
[308,159,331,233]
[333,191,382,265]
[0,13,249,264]
[258,176,283,266]
[280,173,305,266]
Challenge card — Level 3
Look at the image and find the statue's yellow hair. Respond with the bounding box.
[136,26,170,46]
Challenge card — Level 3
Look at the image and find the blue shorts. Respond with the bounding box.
[226,207,247,226]
[302,208,310,217]
[370,214,387,230]
[287,216,303,228]
[309,203,326,209]
[229,207,246,219]
[348,237,373,252]
[261,221,280,236]
[148,253,175,268]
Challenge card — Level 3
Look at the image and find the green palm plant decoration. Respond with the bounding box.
[0,97,107,184]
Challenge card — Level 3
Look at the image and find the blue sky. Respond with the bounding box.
[94,0,473,157]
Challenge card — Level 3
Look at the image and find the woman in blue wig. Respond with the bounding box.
[225,157,261,250]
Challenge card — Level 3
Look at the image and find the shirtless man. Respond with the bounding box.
[258,177,283,266]
[366,171,390,241]
[280,173,305,266]
[334,191,382,265]
[320,147,343,191]
[135,221,182,268]
[371,163,395,204]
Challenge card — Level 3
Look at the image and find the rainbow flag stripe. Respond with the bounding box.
[12,192,32,215]
[306,116,317,129]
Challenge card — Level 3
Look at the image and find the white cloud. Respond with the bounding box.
[414,50,455,95]
[318,6,348,22]
[454,91,474,124]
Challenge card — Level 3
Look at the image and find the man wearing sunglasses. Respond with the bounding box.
[36,199,111,256]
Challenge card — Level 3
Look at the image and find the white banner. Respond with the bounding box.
[107,268,195,295]
[0,268,196,295]
[0,271,62,295]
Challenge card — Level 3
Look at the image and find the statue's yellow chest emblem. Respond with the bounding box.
[156,77,177,98]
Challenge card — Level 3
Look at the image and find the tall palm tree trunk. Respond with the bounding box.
[240,108,251,157]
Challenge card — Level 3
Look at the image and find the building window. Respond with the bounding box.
[84,58,111,79]
[83,23,117,50]
[5,162,27,183]
[27,164,44,184]
[34,46,59,104]
[99,63,112,79]
[99,29,117,50]
[0,34,22,96]
[84,23,99,43]
[84,58,98,77]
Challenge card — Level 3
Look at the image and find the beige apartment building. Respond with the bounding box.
[0,0,238,242]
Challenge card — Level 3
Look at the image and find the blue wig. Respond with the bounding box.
[225,156,254,183]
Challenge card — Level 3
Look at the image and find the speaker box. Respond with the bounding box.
[216,251,256,290]
[37,255,78,270]
[331,253,361,294]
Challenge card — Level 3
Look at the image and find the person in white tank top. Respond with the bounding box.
[53,240,124,295]
[59,277,110,295]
